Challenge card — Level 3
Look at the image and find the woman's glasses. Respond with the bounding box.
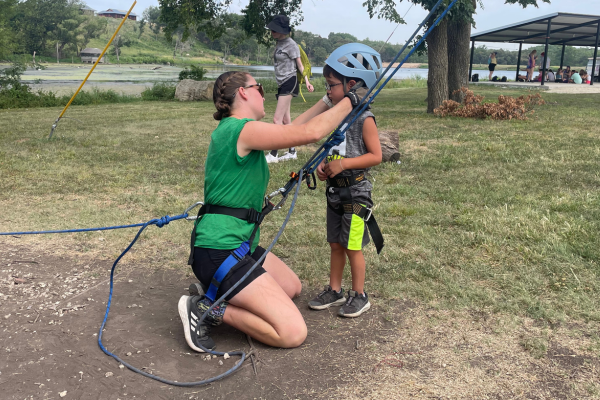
[236,83,264,98]
[325,82,342,91]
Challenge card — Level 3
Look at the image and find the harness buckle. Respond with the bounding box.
[184,201,204,220]
[363,206,373,222]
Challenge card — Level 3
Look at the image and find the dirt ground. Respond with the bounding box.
[1,243,599,400]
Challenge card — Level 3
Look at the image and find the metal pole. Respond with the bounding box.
[559,44,565,71]
[515,42,522,82]
[541,18,552,86]
[591,22,600,86]
[469,40,475,81]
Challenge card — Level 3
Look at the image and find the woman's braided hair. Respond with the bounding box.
[213,71,250,120]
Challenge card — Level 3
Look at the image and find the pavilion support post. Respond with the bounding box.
[591,22,600,86]
[515,42,523,82]
[541,18,552,86]
[559,44,565,71]
[469,40,475,81]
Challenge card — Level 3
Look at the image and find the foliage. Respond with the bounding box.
[140,82,176,100]
[241,0,303,45]
[434,87,545,120]
[178,65,207,81]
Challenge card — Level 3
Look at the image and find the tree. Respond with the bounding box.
[0,0,18,59]
[362,0,549,112]
[138,19,146,39]
[143,6,164,40]
[76,16,107,56]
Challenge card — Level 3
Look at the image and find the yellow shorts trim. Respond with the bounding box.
[347,212,365,250]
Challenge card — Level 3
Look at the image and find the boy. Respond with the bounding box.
[294,43,384,318]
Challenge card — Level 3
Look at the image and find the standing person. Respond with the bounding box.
[527,50,537,82]
[179,71,359,352]
[540,51,550,70]
[292,43,384,318]
[488,52,497,81]
[265,14,314,163]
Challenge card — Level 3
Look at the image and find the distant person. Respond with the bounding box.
[569,70,582,84]
[556,68,563,82]
[562,66,571,83]
[540,51,550,69]
[265,14,314,163]
[527,50,537,81]
[580,70,590,84]
[488,52,497,80]
[546,69,555,82]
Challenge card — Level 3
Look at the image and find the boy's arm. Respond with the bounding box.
[323,117,382,177]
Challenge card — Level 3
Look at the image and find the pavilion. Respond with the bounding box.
[469,13,600,85]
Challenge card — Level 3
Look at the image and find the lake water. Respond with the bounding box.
[14,63,496,95]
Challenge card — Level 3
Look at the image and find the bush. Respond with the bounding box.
[61,88,138,106]
[179,65,207,81]
[141,82,176,101]
[434,87,546,120]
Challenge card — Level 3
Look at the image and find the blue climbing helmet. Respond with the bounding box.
[324,43,383,89]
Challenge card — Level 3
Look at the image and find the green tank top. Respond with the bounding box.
[194,117,269,252]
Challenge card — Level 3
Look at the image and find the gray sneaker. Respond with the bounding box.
[338,290,370,318]
[308,285,346,310]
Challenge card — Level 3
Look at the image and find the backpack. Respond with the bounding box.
[296,44,312,102]
[492,76,499,82]
[501,76,507,82]
[471,73,479,82]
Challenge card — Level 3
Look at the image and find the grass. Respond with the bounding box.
[1,86,599,325]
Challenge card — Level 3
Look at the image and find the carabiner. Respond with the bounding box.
[306,171,317,190]
[183,201,204,220]
[266,188,288,211]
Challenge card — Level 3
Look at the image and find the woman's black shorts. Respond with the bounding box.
[191,246,267,301]
[276,75,299,100]
[488,63,497,72]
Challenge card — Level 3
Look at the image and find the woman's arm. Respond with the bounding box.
[291,99,330,125]
[237,98,353,156]
[323,117,382,177]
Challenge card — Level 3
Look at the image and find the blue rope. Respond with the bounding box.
[0,222,149,236]
[97,170,304,386]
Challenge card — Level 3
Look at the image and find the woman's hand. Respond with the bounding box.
[323,159,344,178]
[316,160,327,181]
[306,82,314,92]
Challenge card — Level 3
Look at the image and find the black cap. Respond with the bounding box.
[266,15,291,35]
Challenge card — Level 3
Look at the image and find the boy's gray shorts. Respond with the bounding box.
[326,189,373,250]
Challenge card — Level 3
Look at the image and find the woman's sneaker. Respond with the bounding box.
[308,285,346,310]
[338,290,370,318]
[265,153,279,163]
[279,150,297,161]
[178,295,216,352]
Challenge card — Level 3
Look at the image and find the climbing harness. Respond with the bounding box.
[2,0,460,387]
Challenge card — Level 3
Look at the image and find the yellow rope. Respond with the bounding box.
[50,1,137,138]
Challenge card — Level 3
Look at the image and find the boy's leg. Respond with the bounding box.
[329,242,346,292]
[346,249,366,294]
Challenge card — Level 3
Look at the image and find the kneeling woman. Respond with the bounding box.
[179,71,355,350]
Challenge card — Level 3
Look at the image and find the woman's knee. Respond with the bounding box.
[278,318,307,348]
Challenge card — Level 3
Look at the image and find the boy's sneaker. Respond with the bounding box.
[265,153,279,163]
[308,285,346,310]
[188,282,206,296]
[338,290,370,318]
[279,151,297,161]
[178,295,216,352]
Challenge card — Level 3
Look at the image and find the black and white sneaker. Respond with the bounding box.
[338,290,370,318]
[188,282,206,296]
[178,295,216,352]
[308,285,346,310]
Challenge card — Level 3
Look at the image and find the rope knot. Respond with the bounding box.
[155,215,171,228]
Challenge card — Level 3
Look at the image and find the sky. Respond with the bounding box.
[85,0,599,51]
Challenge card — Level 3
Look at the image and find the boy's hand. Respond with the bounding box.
[323,159,344,178]
[306,82,314,92]
[316,160,327,181]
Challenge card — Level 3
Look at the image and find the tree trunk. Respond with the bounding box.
[447,18,471,103]
[426,18,449,113]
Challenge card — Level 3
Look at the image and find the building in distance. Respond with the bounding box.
[80,48,106,64]
[97,9,137,21]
